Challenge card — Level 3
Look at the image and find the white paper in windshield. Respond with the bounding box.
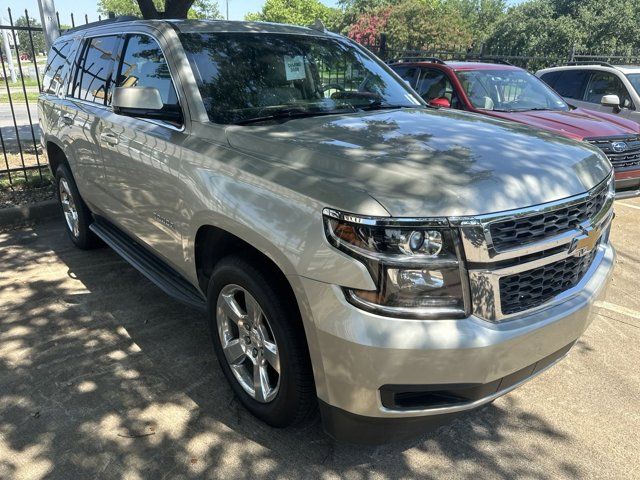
[284,55,306,81]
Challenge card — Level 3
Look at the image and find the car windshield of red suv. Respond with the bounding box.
[456,69,569,112]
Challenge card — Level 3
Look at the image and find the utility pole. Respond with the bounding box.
[37,0,58,51]
[1,27,17,83]
[226,0,229,20]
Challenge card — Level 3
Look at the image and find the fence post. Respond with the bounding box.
[379,33,387,61]
[37,0,58,51]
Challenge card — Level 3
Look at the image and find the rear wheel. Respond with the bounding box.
[208,255,315,427]
[55,164,100,249]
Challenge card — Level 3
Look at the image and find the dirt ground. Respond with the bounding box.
[0,198,639,479]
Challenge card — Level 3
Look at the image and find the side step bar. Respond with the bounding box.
[90,219,207,312]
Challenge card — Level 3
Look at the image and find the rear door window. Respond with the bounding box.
[69,35,121,105]
[553,70,589,100]
[539,71,561,89]
[393,66,418,86]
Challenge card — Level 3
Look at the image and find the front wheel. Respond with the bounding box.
[208,255,315,427]
[55,164,100,249]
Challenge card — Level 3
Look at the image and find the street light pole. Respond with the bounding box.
[226,0,229,20]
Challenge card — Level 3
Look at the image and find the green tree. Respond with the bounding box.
[14,16,46,56]
[245,0,338,26]
[97,0,222,19]
[442,0,506,42]
[384,0,474,51]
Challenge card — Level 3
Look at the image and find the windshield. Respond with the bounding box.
[626,73,640,95]
[455,69,569,112]
[179,32,422,124]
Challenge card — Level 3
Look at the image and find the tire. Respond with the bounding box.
[55,164,100,249]
[207,255,315,427]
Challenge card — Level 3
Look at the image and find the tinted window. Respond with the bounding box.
[539,71,561,88]
[180,32,422,124]
[552,70,589,100]
[43,38,73,95]
[70,35,121,104]
[117,34,178,107]
[393,66,417,84]
[585,71,632,108]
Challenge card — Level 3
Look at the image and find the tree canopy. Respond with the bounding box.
[97,0,222,19]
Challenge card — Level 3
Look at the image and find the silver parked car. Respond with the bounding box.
[39,18,615,443]
[537,63,640,123]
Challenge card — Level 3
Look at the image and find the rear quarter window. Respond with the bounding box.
[42,38,74,95]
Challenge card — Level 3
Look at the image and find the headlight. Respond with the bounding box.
[323,208,470,319]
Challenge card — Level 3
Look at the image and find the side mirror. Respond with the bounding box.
[601,94,620,108]
[428,97,451,108]
[113,86,182,123]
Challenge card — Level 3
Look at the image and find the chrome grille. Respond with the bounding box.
[489,180,609,251]
[457,175,615,322]
[499,247,598,315]
[588,136,640,169]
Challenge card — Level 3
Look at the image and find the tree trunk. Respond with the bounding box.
[136,0,196,19]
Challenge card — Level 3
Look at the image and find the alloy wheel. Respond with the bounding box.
[59,177,80,238]
[216,284,281,403]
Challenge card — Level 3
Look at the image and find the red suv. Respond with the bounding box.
[391,59,640,198]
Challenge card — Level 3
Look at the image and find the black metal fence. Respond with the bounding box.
[0,6,99,187]
[3,16,640,188]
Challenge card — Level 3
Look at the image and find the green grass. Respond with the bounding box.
[0,169,52,190]
[0,90,40,103]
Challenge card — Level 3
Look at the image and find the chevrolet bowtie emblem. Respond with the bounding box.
[569,225,600,257]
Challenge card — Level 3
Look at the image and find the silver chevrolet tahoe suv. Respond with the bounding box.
[39,18,616,443]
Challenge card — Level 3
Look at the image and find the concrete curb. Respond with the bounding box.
[0,199,60,227]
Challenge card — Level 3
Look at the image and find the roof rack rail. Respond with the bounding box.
[64,15,140,34]
[566,61,615,68]
[389,56,446,65]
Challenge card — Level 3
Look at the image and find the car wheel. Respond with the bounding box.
[55,164,100,249]
[208,255,315,427]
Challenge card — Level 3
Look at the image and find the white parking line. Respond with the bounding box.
[617,202,640,211]
[594,300,640,320]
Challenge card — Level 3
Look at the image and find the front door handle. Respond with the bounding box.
[100,132,119,146]
[60,114,73,126]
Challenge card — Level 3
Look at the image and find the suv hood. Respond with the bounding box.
[484,107,640,141]
[225,108,611,217]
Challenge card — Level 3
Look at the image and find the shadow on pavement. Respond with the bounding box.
[0,220,581,479]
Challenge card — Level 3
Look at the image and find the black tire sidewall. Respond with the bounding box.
[207,256,313,427]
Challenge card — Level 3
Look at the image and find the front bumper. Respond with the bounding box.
[614,169,640,199]
[298,243,615,443]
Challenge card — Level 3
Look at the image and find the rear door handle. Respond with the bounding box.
[60,115,73,126]
[100,132,119,146]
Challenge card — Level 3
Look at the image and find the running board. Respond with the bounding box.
[90,219,207,312]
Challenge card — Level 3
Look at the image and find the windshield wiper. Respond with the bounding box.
[359,101,414,111]
[234,107,355,125]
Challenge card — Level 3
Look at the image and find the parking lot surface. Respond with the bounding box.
[1,199,639,479]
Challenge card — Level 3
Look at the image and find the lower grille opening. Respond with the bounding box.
[380,342,574,410]
[499,248,598,316]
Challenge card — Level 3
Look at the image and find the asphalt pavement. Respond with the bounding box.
[0,199,639,479]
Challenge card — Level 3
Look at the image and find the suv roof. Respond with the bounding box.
[391,59,520,72]
[60,17,333,38]
[538,63,640,75]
